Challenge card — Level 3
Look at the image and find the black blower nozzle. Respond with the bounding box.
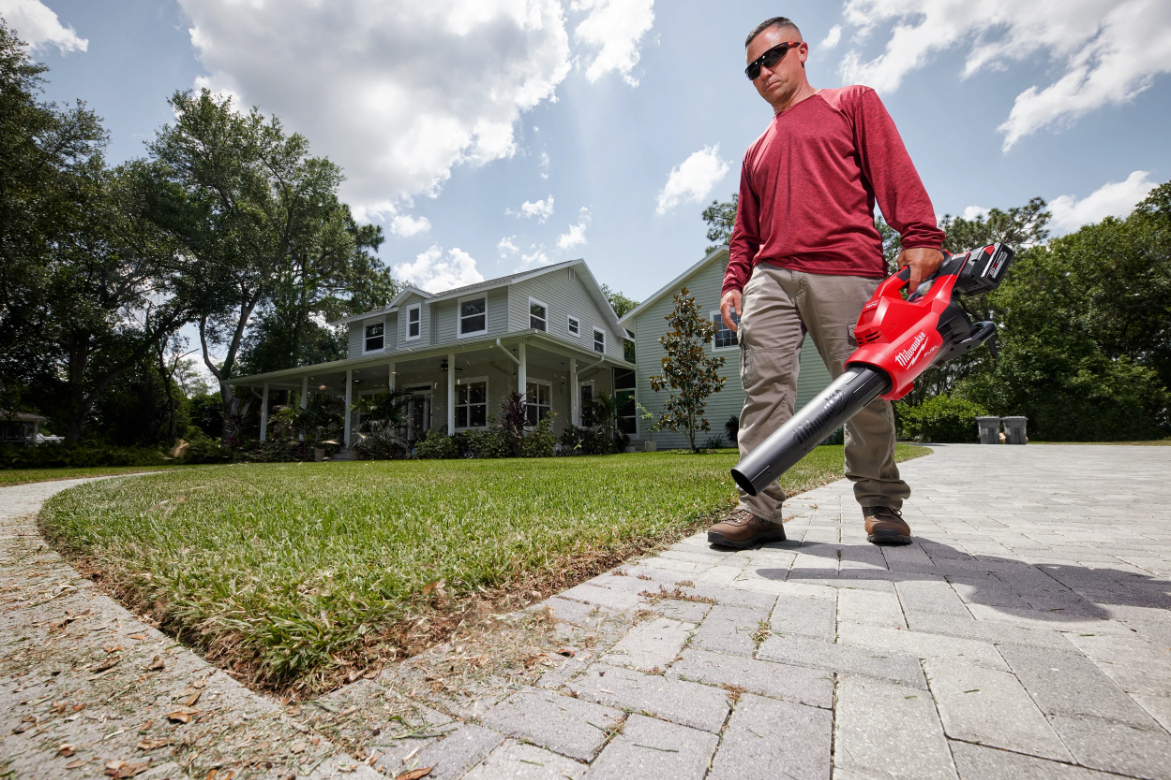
[730,366,891,496]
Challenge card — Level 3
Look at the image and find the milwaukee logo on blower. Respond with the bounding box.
[895,331,928,368]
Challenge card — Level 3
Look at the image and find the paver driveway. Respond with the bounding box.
[3,444,1170,779]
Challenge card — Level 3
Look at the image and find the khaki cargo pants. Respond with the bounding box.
[736,265,910,521]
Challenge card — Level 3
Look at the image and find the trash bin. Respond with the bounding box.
[1003,416,1028,445]
[976,417,1002,444]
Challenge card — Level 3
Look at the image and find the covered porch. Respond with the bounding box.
[230,331,635,450]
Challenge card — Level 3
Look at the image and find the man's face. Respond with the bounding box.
[746,25,807,108]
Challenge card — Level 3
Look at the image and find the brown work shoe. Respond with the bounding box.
[864,506,912,546]
[707,509,786,549]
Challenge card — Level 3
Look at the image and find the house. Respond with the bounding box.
[0,411,47,446]
[229,259,635,450]
[619,246,834,450]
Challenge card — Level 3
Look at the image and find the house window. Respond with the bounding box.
[459,296,487,337]
[406,304,421,340]
[455,378,488,428]
[529,298,547,332]
[567,315,580,337]
[712,310,739,349]
[568,267,576,282]
[525,379,552,425]
[593,328,606,354]
[364,321,384,352]
[580,380,595,426]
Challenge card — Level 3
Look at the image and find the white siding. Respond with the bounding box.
[630,255,833,450]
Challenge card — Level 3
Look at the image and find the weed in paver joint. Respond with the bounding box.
[752,620,771,649]
[639,586,717,604]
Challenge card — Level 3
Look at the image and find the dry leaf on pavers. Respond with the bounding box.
[395,768,434,780]
[90,656,120,673]
[58,743,76,756]
[555,648,575,657]
[205,770,235,780]
[104,760,151,778]
[184,689,202,707]
[128,634,146,641]
[13,715,36,733]
[290,740,307,754]
[136,738,172,750]
[65,759,87,769]
[166,707,200,724]
[144,655,165,672]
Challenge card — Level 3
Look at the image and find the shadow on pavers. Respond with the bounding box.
[754,539,1171,624]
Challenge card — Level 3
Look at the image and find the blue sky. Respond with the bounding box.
[9,0,1171,306]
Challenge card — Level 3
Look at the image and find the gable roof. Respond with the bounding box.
[618,245,729,329]
[332,258,626,335]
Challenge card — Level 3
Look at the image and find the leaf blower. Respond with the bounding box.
[730,242,1015,496]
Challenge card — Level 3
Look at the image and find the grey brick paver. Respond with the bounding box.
[757,633,927,689]
[667,648,832,708]
[836,622,1009,670]
[461,739,587,780]
[583,714,717,780]
[923,659,1072,761]
[834,675,957,779]
[384,724,504,780]
[480,688,623,761]
[569,663,730,732]
[770,593,837,639]
[689,603,769,657]
[707,694,832,780]
[601,616,693,672]
[950,741,1118,779]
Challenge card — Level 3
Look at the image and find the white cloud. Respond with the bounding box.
[557,207,592,250]
[1048,170,1158,233]
[820,25,842,49]
[389,214,431,238]
[836,0,1171,150]
[961,205,990,221]
[393,245,484,293]
[521,244,550,266]
[507,195,556,222]
[656,145,731,216]
[0,0,87,53]
[179,0,571,211]
[497,235,519,255]
[539,151,551,179]
[571,0,655,86]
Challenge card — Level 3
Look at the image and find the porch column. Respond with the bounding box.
[259,382,269,442]
[299,376,308,441]
[447,352,456,433]
[344,369,353,448]
[570,357,579,426]
[517,341,527,400]
[388,362,396,392]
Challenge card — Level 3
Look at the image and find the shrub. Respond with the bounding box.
[416,427,458,459]
[181,439,233,465]
[457,425,508,459]
[702,435,726,450]
[239,440,308,463]
[725,415,740,445]
[897,395,990,443]
[0,444,169,470]
[522,413,556,458]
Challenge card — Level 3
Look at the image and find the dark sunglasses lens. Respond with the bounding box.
[744,44,789,80]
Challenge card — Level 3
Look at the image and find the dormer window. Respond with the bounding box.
[406,304,421,340]
[529,298,547,332]
[364,321,384,352]
[593,327,606,354]
[459,296,487,337]
[567,315,580,337]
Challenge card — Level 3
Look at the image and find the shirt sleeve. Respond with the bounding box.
[852,88,946,251]
[723,153,762,295]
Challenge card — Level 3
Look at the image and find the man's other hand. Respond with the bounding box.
[720,290,743,333]
[897,247,945,293]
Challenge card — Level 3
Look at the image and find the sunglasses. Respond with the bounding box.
[744,41,802,80]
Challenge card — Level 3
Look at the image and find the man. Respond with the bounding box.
[706,16,945,549]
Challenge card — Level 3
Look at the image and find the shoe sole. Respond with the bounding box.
[707,529,787,549]
[867,532,912,546]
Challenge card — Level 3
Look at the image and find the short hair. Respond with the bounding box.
[745,16,800,48]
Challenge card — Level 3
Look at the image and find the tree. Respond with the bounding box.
[702,194,737,253]
[599,283,638,363]
[144,89,396,443]
[648,287,727,451]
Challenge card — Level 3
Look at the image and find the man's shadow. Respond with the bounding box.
[751,538,1171,623]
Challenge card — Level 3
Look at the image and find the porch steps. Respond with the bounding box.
[328,448,358,461]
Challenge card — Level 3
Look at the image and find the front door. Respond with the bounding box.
[404,387,432,443]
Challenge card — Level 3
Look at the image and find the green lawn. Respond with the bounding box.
[40,445,929,690]
[0,465,176,487]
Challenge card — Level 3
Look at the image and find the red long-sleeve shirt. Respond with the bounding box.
[722,85,945,295]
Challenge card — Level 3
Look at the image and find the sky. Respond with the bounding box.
[7,0,1171,306]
